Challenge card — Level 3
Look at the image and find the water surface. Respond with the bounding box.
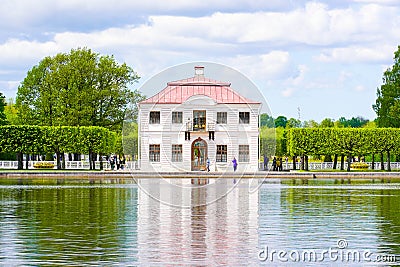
[0,178,399,266]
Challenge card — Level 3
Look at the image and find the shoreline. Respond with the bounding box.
[1,170,400,179]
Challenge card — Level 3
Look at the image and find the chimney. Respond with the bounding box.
[194,66,204,77]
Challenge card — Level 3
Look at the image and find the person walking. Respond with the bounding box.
[206,157,210,172]
[232,157,238,172]
[263,155,269,171]
[272,157,277,171]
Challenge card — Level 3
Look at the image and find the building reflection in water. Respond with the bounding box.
[136,178,259,265]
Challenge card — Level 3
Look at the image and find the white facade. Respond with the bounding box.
[138,67,261,172]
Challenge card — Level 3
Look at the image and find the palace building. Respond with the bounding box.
[138,66,261,172]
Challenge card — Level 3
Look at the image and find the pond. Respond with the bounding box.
[0,178,399,266]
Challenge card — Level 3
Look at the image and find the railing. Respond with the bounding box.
[185,121,215,132]
[258,162,400,171]
[0,161,139,170]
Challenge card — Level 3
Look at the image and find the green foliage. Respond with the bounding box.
[286,118,302,129]
[373,45,400,127]
[16,47,143,131]
[337,116,369,128]
[0,92,8,125]
[287,128,400,171]
[0,125,115,156]
[260,113,275,127]
[274,116,287,128]
[4,98,18,125]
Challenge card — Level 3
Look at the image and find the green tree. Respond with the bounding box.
[260,113,275,128]
[0,92,8,125]
[286,118,302,128]
[373,45,400,127]
[4,98,18,125]
[320,118,334,128]
[274,116,287,128]
[16,47,142,131]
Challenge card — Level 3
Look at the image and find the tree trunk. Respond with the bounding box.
[292,156,296,170]
[387,151,391,172]
[300,156,305,170]
[347,154,351,172]
[92,152,97,170]
[305,155,309,171]
[89,150,93,170]
[17,152,23,170]
[380,152,384,170]
[56,152,62,169]
[25,154,29,169]
[99,153,103,170]
[333,154,338,169]
[371,153,375,170]
[340,155,345,170]
[62,153,66,169]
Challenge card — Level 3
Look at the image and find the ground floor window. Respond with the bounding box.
[239,145,249,162]
[216,145,227,162]
[172,144,183,162]
[149,144,160,162]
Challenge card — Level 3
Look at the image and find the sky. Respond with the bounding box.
[0,0,399,122]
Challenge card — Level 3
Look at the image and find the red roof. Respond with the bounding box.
[140,72,260,104]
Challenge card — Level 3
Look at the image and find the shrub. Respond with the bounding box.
[33,162,55,169]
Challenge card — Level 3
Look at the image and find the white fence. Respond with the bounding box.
[0,161,139,170]
[259,162,400,171]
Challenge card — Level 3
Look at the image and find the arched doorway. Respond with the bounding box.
[191,138,207,171]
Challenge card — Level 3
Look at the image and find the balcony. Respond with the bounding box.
[186,121,215,132]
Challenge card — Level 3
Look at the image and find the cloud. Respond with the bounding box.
[315,45,397,63]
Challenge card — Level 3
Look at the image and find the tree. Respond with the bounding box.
[4,98,18,125]
[274,116,287,128]
[320,118,334,128]
[373,45,400,127]
[16,47,142,131]
[0,92,8,125]
[260,113,275,128]
[286,118,302,129]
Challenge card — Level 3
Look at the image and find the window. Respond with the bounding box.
[239,112,250,124]
[217,112,227,124]
[239,145,250,162]
[149,144,160,162]
[193,110,206,131]
[172,112,182,124]
[216,145,227,162]
[149,111,160,124]
[172,144,183,162]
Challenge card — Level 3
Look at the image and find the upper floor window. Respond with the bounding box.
[217,112,227,124]
[149,111,160,124]
[193,110,206,131]
[239,112,250,124]
[172,112,183,124]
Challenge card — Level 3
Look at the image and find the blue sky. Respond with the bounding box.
[0,0,399,121]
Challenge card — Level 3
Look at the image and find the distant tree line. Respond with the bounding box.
[260,113,370,129]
